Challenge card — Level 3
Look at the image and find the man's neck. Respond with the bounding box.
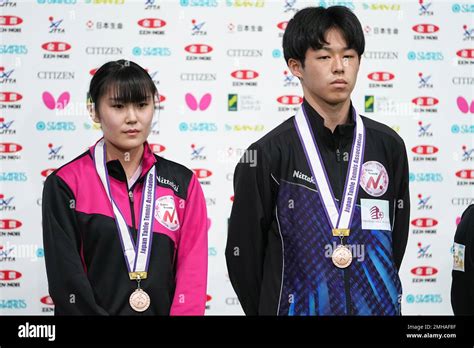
[304,93,351,133]
[105,139,144,180]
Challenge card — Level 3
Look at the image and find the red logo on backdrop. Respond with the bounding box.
[0,219,22,230]
[411,145,439,155]
[367,72,395,82]
[412,97,439,107]
[149,144,166,153]
[41,169,56,178]
[277,95,303,105]
[0,15,23,26]
[411,218,438,228]
[0,143,22,153]
[89,68,98,76]
[230,195,234,202]
[410,266,438,276]
[277,21,288,30]
[0,92,22,102]
[137,18,166,29]
[206,294,212,302]
[41,42,71,52]
[0,270,22,281]
[193,169,212,179]
[412,24,439,34]
[40,296,54,306]
[457,49,474,59]
[231,70,259,80]
[156,94,166,103]
[184,44,213,54]
[456,169,474,179]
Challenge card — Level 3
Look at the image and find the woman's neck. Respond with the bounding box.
[105,139,144,180]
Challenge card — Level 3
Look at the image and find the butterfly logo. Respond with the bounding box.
[185,93,212,111]
[42,91,70,110]
[457,96,474,114]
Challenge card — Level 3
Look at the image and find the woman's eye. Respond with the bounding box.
[138,103,148,108]
[112,104,124,109]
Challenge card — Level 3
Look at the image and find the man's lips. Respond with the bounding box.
[331,79,348,85]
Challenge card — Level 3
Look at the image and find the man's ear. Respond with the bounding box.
[288,58,303,79]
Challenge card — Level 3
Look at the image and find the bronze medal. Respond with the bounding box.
[129,288,151,312]
[332,244,353,268]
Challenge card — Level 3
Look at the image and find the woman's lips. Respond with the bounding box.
[124,130,140,135]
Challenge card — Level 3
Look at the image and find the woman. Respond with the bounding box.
[42,60,208,315]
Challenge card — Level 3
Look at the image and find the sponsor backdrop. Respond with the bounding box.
[0,0,473,315]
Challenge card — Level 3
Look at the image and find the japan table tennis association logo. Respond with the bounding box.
[42,91,70,110]
[360,161,389,197]
[185,93,212,111]
[154,195,179,231]
[456,96,474,114]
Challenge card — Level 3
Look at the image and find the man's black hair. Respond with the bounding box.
[283,6,365,67]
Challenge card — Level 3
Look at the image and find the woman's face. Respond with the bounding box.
[94,88,155,152]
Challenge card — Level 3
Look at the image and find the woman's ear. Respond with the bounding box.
[87,97,100,123]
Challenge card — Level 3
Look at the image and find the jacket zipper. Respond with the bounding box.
[128,189,137,239]
[336,139,352,315]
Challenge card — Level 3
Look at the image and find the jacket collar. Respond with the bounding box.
[89,137,157,184]
[302,98,355,148]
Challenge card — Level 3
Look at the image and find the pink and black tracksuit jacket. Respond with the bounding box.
[42,140,208,315]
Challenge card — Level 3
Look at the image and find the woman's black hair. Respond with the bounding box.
[87,59,157,111]
[283,6,365,68]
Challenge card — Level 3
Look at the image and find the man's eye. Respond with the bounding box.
[318,56,330,60]
[344,55,355,59]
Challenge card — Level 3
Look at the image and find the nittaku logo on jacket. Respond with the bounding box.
[156,176,179,192]
[293,170,315,184]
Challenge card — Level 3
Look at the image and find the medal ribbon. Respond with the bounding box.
[294,104,366,232]
[93,138,156,277]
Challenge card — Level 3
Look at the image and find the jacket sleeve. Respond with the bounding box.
[170,174,208,315]
[392,139,410,271]
[451,204,474,315]
[42,173,108,315]
[225,143,274,315]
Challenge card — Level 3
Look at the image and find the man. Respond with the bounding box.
[226,6,410,316]
[451,204,474,315]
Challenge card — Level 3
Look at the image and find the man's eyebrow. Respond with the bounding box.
[320,46,353,51]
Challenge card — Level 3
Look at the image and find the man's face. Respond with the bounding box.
[289,28,360,107]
